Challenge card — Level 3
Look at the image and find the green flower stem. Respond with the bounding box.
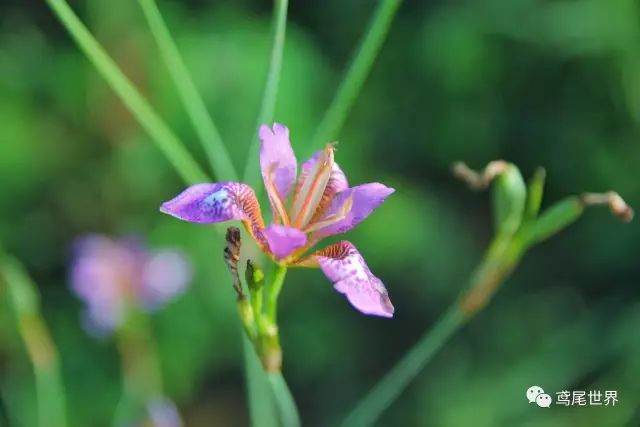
[137,0,238,181]
[250,285,264,328]
[242,263,299,425]
[243,335,279,427]
[266,265,288,323]
[243,0,289,190]
[267,372,301,427]
[312,0,401,146]
[255,264,287,373]
[45,0,208,185]
[0,253,67,427]
[112,309,164,426]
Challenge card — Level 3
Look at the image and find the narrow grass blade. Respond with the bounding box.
[312,0,401,146]
[46,0,208,184]
[137,0,238,181]
[339,307,462,427]
[1,254,68,427]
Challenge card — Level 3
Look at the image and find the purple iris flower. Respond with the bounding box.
[70,235,192,335]
[160,123,394,317]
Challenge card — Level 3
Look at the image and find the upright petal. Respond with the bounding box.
[289,144,336,228]
[313,183,394,239]
[262,225,307,260]
[296,241,394,317]
[160,182,266,247]
[259,123,298,200]
[294,149,349,223]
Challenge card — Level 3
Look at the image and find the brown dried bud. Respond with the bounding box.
[452,160,509,190]
[223,227,244,299]
[580,192,634,223]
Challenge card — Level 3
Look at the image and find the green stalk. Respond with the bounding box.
[267,372,301,427]
[250,264,299,425]
[340,307,463,427]
[266,265,288,323]
[243,0,289,190]
[243,335,279,427]
[312,0,401,146]
[45,0,208,184]
[1,254,67,427]
[137,0,238,181]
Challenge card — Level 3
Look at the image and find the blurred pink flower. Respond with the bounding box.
[70,235,192,335]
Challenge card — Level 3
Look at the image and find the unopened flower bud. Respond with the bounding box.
[245,260,265,293]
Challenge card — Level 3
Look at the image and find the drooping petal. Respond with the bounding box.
[262,225,307,260]
[139,250,192,309]
[160,182,266,247]
[259,123,298,200]
[294,148,349,224]
[312,183,395,239]
[296,241,394,317]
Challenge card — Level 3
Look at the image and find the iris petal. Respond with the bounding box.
[294,148,348,224]
[312,183,394,239]
[259,123,298,208]
[262,225,307,260]
[295,241,394,317]
[160,182,266,248]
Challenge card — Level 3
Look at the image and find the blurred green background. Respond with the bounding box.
[1,0,639,426]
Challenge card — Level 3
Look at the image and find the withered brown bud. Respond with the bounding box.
[223,227,244,299]
[580,192,634,223]
[452,160,509,190]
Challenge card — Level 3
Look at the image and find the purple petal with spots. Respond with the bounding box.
[139,250,192,309]
[314,183,395,238]
[160,182,259,224]
[259,123,298,200]
[262,225,307,260]
[314,241,394,317]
